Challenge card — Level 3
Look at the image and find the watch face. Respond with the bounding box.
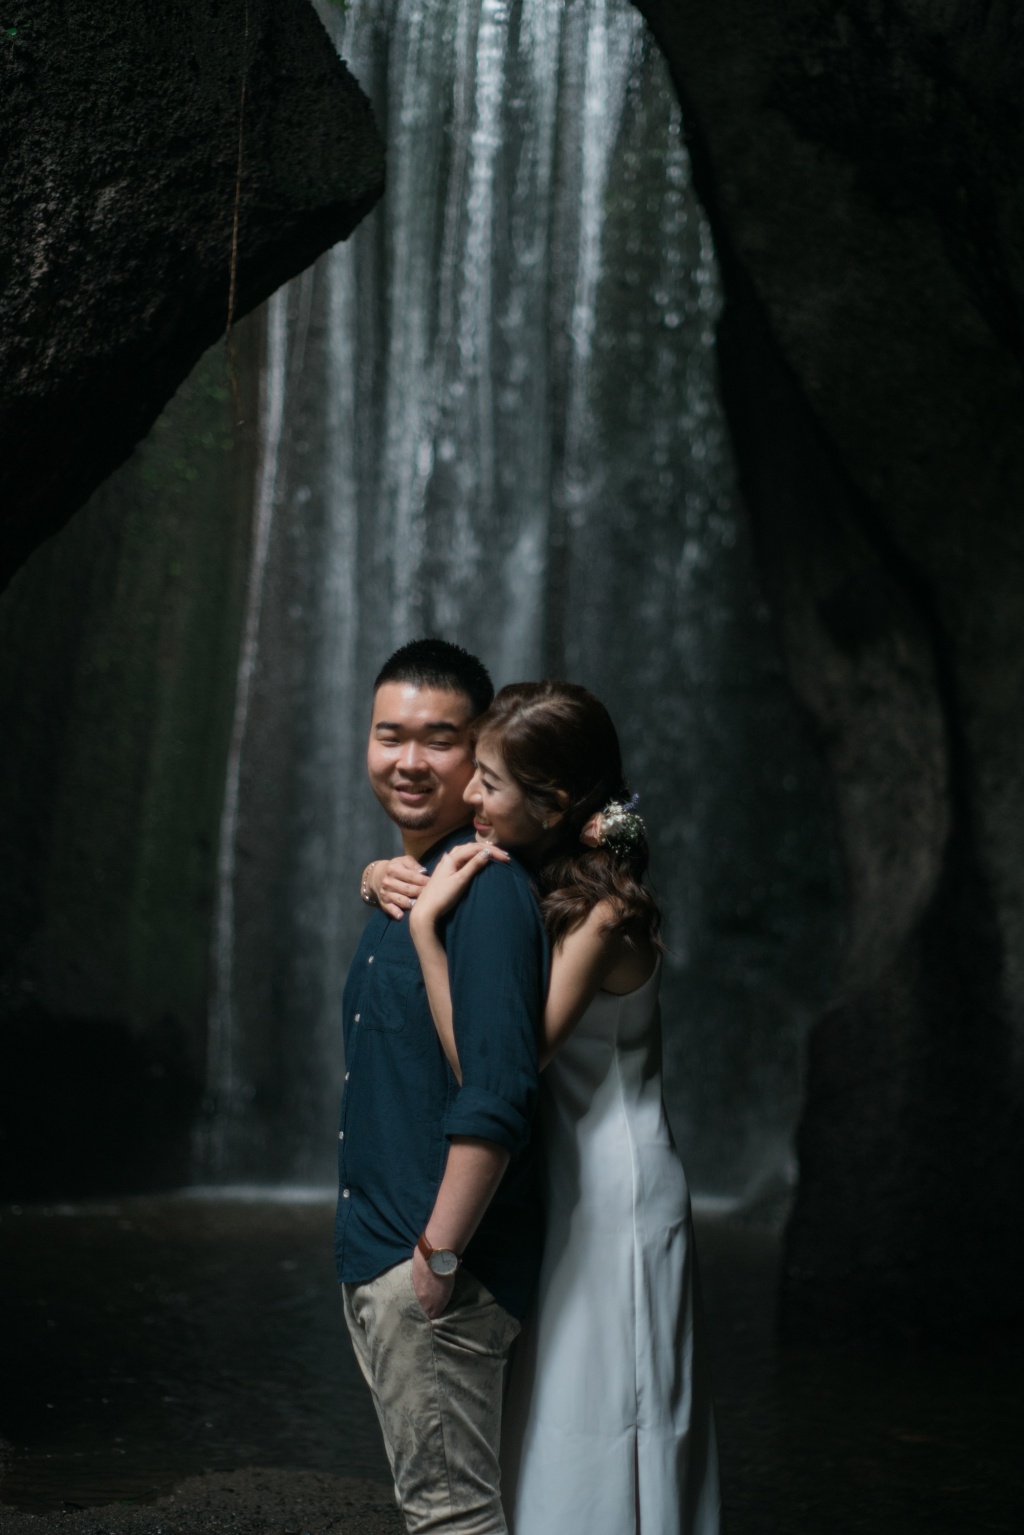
[428,1248,459,1277]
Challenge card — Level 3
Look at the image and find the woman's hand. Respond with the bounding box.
[366,855,430,919]
[408,842,510,938]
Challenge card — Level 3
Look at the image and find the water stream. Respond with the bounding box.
[198,0,841,1191]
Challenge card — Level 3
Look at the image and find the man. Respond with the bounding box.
[336,638,547,1535]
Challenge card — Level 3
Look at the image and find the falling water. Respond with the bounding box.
[198,0,840,1191]
[196,288,290,1179]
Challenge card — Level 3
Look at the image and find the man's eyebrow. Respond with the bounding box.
[373,720,462,734]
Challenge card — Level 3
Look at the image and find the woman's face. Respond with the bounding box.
[463,734,548,853]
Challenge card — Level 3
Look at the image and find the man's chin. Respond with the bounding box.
[390,806,439,831]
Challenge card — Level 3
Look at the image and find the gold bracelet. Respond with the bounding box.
[360,861,381,907]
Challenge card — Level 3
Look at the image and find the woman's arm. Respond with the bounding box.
[541,906,617,1066]
[412,862,654,1076]
[412,916,462,1081]
[541,904,655,1067]
[408,843,509,1083]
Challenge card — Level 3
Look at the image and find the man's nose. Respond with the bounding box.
[396,739,429,773]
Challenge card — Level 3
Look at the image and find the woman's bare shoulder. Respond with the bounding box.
[553,899,620,956]
[598,909,658,994]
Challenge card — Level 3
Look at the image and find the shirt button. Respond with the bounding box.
[338,1131,344,1141]
[344,1071,350,1081]
[354,1013,360,1022]
[342,1188,351,1199]
[368,955,375,965]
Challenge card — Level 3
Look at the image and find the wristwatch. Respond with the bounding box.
[417,1231,461,1277]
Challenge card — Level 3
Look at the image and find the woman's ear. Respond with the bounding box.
[538,788,570,831]
[547,788,570,830]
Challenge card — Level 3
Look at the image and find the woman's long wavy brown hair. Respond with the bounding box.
[472,681,662,949]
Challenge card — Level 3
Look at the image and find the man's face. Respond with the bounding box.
[367,682,476,845]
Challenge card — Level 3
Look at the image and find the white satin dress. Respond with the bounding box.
[500,961,721,1535]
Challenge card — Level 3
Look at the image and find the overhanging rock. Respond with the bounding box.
[0,0,384,590]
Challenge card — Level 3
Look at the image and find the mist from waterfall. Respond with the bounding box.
[198,0,840,1193]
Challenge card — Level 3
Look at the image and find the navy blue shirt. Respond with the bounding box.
[334,827,548,1318]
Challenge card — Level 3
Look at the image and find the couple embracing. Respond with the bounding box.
[336,639,720,1535]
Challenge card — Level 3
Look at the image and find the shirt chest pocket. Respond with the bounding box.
[360,958,424,1033]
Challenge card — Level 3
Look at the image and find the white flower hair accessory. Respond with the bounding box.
[580,792,644,854]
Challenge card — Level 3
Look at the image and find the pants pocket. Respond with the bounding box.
[432,1267,521,1355]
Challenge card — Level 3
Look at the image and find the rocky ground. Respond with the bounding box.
[0,1469,401,1535]
[1,1198,1020,1535]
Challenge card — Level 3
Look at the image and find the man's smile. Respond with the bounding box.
[395,784,432,801]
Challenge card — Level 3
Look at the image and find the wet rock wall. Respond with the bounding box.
[636,0,1024,1336]
[0,324,261,1197]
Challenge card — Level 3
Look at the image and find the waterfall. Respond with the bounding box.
[197,287,290,1180]
[199,0,840,1193]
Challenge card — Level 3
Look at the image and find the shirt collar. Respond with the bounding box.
[418,823,477,869]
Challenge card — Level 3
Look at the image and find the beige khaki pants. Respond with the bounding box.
[343,1259,520,1535]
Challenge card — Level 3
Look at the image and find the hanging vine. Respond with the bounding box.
[225,0,250,425]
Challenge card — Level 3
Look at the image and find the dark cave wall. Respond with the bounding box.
[0,320,262,1197]
[0,0,384,592]
[0,0,385,1193]
[635,0,1024,1335]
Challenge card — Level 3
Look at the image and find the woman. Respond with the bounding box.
[363,681,720,1535]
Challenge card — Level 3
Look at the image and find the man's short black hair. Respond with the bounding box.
[374,638,494,719]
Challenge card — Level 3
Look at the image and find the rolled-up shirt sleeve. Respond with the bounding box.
[443,860,546,1155]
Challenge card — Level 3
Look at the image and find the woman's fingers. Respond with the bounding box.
[378,855,429,915]
[444,843,485,870]
[445,845,504,889]
[386,842,511,923]
[412,845,505,921]
[394,855,429,885]
[444,841,510,870]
